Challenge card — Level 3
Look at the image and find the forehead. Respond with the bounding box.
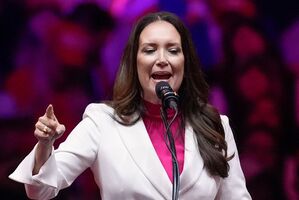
[139,21,181,44]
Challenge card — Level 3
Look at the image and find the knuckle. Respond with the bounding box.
[49,121,57,128]
[34,132,42,140]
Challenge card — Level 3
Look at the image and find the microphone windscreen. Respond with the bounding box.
[155,81,179,110]
[155,81,172,99]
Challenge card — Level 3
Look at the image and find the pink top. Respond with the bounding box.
[142,100,185,183]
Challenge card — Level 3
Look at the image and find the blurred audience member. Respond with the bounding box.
[209,14,295,148]
[283,137,299,200]
[3,2,115,199]
[221,14,272,69]
[281,18,299,128]
[246,96,281,130]
[9,2,115,114]
[220,56,291,146]
[4,68,48,117]
[208,0,256,20]
[240,126,286,200]
[0,0,28,86]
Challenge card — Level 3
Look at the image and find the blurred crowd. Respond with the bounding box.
[0,0,298,199]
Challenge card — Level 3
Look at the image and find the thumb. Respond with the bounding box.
[45,104,55,120]
[56,124,66,135]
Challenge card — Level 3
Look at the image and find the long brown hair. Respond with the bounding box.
[109,11,232,178]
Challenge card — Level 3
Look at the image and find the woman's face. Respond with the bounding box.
[137,20,184,104]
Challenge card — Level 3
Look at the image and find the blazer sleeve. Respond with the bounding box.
[215,115,252,200]
[8,104,101,199]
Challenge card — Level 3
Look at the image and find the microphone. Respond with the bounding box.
[155,81,179,111]
[155,81,180,200]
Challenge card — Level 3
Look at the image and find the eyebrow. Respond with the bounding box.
[139,42,181,47]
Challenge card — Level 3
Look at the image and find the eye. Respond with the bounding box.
[168,48,181,55]
[142,47,156,54]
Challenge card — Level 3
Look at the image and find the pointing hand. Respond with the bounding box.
[34,104,66,146]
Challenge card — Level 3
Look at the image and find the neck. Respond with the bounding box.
[142,95,161,105]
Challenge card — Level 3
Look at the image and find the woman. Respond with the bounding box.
[9,11,251,199]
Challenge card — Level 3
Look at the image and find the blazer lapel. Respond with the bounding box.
[117,118,172,199]
[116,118,204,198]
[180,124,204,193]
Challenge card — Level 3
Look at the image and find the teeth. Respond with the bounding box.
[151,71,172,80]
[152,74,171,79]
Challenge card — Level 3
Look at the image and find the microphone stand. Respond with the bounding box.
[160,107,180,200]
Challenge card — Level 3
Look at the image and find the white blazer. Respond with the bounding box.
[9,103,251,200]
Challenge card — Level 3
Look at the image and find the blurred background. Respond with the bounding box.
[0,0,298,199]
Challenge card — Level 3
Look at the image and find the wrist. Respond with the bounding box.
[37,139,54,148]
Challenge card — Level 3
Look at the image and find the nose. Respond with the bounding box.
[156,50,169,67]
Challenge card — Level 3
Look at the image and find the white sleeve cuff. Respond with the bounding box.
[8,143,58,188]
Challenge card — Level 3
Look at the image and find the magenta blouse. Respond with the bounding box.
[142,100,185,183]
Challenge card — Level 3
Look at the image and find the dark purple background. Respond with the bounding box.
[0,0,298,199]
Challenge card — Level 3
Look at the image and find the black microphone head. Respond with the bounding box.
[155,81,170,99]
[155,81,179,110]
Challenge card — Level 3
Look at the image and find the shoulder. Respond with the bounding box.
[83,103,140,125]
[220,115,229,124]
[220,115,230,133]
[220,115,234,142]
[83,103,115,121]
[84,103,114,113]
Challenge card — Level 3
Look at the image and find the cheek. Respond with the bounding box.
[177,66,184,81]
[137,58,151,89]
[173,64,184,92]
[137,60,147,80]
[137,54,155,77]
[137,54,155,66]
[137,67,145,89]
[176,57,185,75]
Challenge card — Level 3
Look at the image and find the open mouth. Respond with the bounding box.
[151,72,172,80]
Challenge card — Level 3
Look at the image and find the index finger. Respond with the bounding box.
[45,104,56,120]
